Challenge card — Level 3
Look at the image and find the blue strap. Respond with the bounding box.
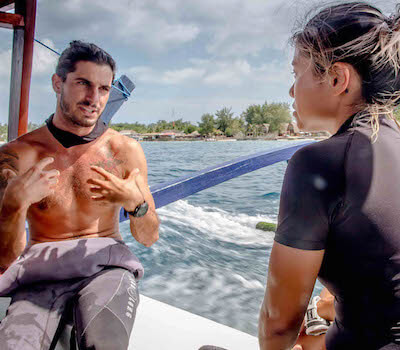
[112,78,131,99]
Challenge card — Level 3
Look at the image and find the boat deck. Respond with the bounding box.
[0,295,258,349]
[131,295,258,349]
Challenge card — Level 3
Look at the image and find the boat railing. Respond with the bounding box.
[119,140,313,221]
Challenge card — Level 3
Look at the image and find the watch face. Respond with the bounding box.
[134,202,149,217]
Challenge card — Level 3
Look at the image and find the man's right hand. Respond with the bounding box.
[2,157,59,210]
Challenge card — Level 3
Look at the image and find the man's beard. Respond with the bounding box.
[59,89,100,128]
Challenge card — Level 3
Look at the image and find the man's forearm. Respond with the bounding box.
[129,207,159,247]
[0,200,28,268]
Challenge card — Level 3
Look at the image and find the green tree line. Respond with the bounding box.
[111,119,197,134]
[0,102,291,141]
[1,104,398,142]
[111,101,292,137]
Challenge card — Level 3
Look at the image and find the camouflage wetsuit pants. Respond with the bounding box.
[0,238,143,350]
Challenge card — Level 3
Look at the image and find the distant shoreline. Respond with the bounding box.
[137,136,328,142]
[0,135,328,144]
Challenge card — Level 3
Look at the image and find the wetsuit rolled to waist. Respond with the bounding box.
[0,237,144,296]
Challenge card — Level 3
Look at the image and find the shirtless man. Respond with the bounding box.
[0,41,159,349]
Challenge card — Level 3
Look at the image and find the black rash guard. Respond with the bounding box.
[274,113,400,349]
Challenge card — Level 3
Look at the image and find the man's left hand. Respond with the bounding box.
[88,166,145,210]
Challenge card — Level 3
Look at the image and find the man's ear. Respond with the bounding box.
[329,62,351,96]
[52,74,62,94]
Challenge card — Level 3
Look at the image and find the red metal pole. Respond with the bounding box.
[17,0,36,137]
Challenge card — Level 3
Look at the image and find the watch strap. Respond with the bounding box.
[124,201,149,218]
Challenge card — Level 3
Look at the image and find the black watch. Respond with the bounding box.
[125,201,149,218]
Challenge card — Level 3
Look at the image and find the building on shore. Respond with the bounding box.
[158,129,186,140]
[129,130,203,141]
[246,123,270,138]
[287,122,300,136]
[279,122,329,139]
[119,130,143,141]
[278,123,290,136]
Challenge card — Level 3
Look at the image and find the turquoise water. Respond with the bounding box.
[120,140,322,336]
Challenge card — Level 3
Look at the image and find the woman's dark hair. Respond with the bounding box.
[56,40,116,82]
[291,2,400,138]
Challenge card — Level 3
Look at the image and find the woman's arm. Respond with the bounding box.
[258,242,324,350]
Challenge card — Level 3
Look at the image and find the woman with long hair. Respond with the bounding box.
[259,3,400,349]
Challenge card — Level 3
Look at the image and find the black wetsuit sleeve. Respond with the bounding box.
[274,146,336,250]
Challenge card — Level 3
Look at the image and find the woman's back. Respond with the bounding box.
[259,3,400,349]
[274,114,400,348]
[319,115,400,347]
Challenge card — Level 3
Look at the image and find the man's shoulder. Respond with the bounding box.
[104,128,141,152]
[2,127,48,155]
[103,129,145,170]
[0,127,48,173]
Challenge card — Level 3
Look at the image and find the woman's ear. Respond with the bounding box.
[52,74,62,94]
[329,62,351,96]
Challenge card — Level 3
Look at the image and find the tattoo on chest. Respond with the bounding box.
[90,142,124,175]
[91,158,124,174]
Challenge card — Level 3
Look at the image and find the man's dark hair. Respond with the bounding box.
[56,40,116,82]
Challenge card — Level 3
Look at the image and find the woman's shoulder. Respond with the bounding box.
[291,133,352,171]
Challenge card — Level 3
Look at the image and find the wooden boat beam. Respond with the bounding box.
[0,11,23,28]
[2,0,37,141]
[0,0,14,11]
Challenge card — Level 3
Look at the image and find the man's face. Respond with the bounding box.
[56,61,113,128]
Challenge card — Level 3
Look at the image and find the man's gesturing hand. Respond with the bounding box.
[2,157,59,210]
[88,166,145,210]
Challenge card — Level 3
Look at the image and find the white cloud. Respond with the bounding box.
[38,0,201,53]
[128,57,291,88]
[37,0,296,56]
[203,60,251,87]
[128,66,159,84]
[32,39,58,75]
[163,67,205,84]
[0,39,58,78]
[202,0,294,56]
[36,0,400,60]
[253,61,293,85]
[129,66,205,85]
[0,49,11,77]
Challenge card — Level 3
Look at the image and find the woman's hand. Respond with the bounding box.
[292,325,327,350]
[291,287,335,350]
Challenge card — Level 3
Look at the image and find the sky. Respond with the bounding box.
[0,0,396,125]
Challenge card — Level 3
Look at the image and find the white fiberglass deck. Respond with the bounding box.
[130,295,259,350]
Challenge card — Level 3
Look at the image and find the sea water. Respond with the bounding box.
[120,140,323,336]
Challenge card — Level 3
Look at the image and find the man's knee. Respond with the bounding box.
[77,308,132,350]
[74,269,139,350]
